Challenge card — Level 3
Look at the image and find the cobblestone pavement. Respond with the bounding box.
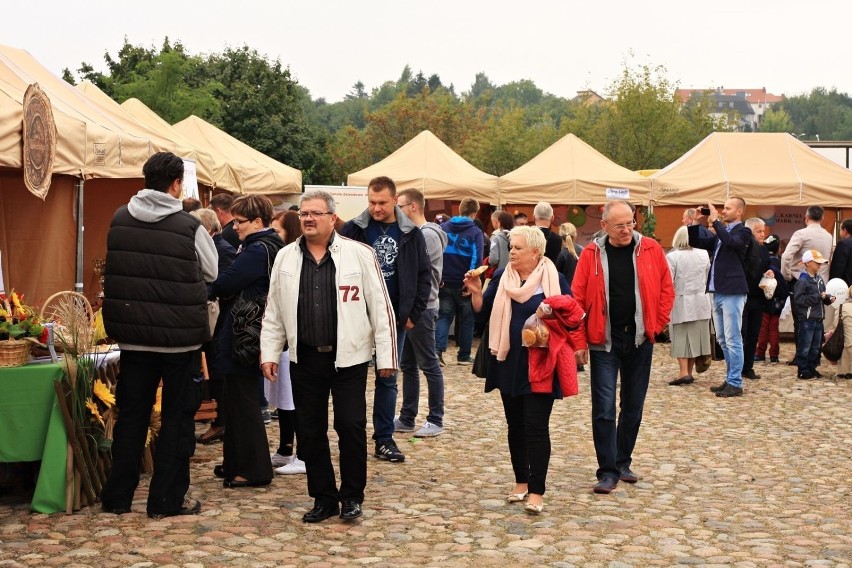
[2,340,851,567]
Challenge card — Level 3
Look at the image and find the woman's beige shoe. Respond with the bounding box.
[524,501,544,514]
[506,491,528,503]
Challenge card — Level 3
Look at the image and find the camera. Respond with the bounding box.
[700,207,711,215]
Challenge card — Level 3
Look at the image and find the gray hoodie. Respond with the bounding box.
[127,189,218,284]
[420,221,448,309]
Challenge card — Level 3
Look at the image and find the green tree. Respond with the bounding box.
[758,107,794,133]
[566,63,721,170]
[205,46,331,183]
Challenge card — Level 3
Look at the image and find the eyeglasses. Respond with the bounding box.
[298,211,333,219]
[232,217,255,226]
[398,202,414,209]
[605,220,636,231]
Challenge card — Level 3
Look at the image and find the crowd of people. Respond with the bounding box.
[97,151,850,522]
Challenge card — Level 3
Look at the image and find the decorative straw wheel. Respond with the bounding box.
[39,291,94,324]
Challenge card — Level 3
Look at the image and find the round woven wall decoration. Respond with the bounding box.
[23,83,57,200]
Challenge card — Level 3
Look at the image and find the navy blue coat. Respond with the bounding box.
[688,221,753,295]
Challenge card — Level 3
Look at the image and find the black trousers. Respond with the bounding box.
[741,301,765,373]
[101,349,201,516]
[221,371,273,483]
[291,347,368,507]
[500,392,555,496]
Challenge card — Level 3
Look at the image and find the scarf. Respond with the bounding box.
[489,257,561,361]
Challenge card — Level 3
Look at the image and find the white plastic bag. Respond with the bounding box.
[779,297,792,320]
[758,275,777,300]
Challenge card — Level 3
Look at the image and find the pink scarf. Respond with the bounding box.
[489,257,561,361]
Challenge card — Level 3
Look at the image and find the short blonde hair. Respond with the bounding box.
[509,225,546,256]
[671,226,691,250]
[191,208,222,234]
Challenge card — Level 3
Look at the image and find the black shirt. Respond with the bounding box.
[605,238,636,330]
[539,227,563,264]
[297,236,337,347]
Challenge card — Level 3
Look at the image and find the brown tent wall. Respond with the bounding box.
[0,173,76,303]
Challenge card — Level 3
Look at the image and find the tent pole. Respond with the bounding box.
[75,179,84,293]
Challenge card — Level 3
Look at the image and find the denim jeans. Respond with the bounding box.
[435,286,474,359]
[713,293,747,388]
[373,327,406,442]
[795,319,823,374]
[589,330,653,481]
[399,308,445,427]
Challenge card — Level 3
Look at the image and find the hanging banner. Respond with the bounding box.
[22,83,57,200]
[181,160,199,200]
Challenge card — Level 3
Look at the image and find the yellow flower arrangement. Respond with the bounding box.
[92,378,115,408]
[85,397,104,426]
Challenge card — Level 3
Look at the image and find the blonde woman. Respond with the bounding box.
[555,222,582,288]
[464,226,573,514]
[666,226,712,385]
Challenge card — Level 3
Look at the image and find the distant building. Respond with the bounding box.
[573,90,604,106]
[676,87,783,131]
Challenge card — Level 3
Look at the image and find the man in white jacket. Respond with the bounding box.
[261,190,397,524]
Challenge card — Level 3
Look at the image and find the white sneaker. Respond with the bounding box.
[274,457,306,475]
[270,453,293,468]
[413,422,444,438]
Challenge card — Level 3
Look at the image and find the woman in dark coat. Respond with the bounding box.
[209,195,284,487]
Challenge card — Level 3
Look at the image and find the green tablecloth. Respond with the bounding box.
[0,364,67,513]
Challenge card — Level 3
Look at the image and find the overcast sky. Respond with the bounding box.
[5,0,850,103]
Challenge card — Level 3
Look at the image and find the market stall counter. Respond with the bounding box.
[0,364,67,513]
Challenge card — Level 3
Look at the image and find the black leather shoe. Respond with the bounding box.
[213,464,225,479]
[619,467,639,483]
[340,500,363,521]
[593,476,619,494]
[223,478,272,489]
[715,384,744,397]
[148,498,201,519]
[668,376,694,386]
[812,370,823,378]
[709,381,728,393]
[102,504,132,515]
[742,369,760,380]
[302,503,340,523]
[797,372,816,380]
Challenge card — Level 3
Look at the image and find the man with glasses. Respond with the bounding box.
[690,198,754,397]
[261,190,397,523]
[340,177,431,464]
[572,200,674,494]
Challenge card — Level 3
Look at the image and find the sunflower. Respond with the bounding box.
[93,378,115,408]
[85,397,105,426]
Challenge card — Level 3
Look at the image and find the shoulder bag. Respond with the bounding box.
[231,241,273,366]
[821,304,845,363]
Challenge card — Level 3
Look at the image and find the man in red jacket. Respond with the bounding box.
[572,201,674,495]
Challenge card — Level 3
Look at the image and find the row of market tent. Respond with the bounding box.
[2,42,852,302]
[349,129,852,208]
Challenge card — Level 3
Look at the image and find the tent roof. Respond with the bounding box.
[0,44,158,179]
[76,82,221,188]
[650,132,852,206]
[347,130,499,203]
[499,133,651,205]
[120,97,240,191]
[172,115,301,195]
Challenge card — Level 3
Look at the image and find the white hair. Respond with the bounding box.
[533,201,553,220]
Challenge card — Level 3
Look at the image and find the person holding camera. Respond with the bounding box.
[689,199,753,398]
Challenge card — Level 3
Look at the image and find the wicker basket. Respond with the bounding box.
[0,339,31,368]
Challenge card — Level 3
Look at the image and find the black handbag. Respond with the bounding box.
[230,241,273,366]
[822,304,845,363]
[472,325,490,378]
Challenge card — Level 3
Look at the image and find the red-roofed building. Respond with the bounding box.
[675,87,783,131]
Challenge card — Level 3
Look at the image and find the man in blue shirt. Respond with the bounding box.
[689,198,753,398]
[340,177,430,463]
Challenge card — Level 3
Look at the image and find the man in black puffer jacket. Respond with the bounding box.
[101,152,218,519]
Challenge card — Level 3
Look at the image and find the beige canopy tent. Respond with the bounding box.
[499,133,652,205]
[173,115,302,194]
[347,130,499,203]
[0,44,173,301]
[120,98,240,192]
[650,132,852,206]
[76,81,224,189]
[0,44,158,179]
